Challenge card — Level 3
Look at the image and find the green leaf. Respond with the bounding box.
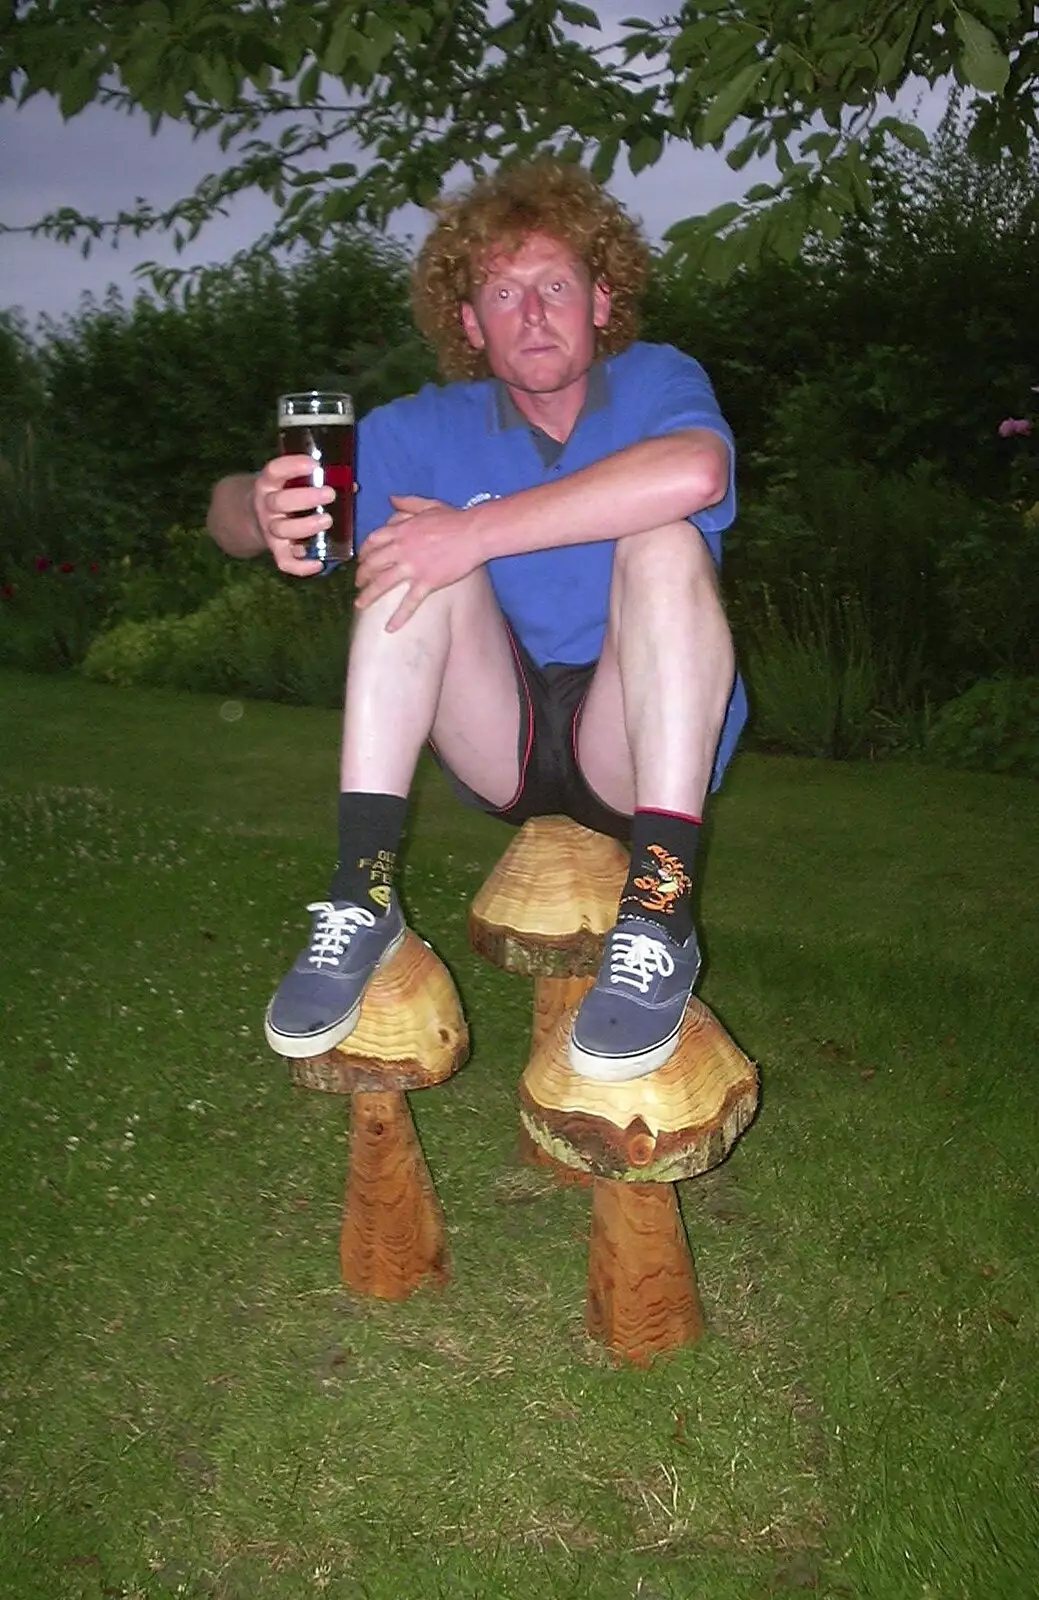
[875,16,919,87]
[590,136,620,182]
[669,17,716,70]
[321,189,359,224]
[57,60,102,118]
[700,232,741,283]
[744,182,777,203]
[812,200,844,241]
[558,1,601,28]
[699,199,744,234]
[628,133,662,174]
[297,61,322,105]
[725,131,761,172]
[671,69,701,127]
[322,13,360,78]
[953,9,1011,93]
[767,205,806,264]
[698,58,765,145]
[197,55,238,109]
[883,117,930,155]
[799,131,840,160]
[357,14,398,76]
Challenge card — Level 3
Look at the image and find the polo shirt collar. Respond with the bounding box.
[491,360,609,436]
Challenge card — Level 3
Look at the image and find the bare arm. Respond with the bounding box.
[467,429,728,561]
[207,458,335,573]
[206,473,266,559]
[356,428,730,627]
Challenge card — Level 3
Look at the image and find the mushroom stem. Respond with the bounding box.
[586,1178,704,1364]
[339,1089,449,1299]
[531,974,594,1054]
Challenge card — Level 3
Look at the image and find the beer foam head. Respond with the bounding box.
[278,391,354,426]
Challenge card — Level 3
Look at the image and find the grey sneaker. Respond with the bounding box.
[568,917,701,1081]
[264,897,406,1058]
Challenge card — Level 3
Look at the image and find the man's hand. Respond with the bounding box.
[251,454,336,576]
[356,495,484,630]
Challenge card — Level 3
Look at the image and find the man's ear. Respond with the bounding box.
[593,280,612,330]
[461,302,485,350]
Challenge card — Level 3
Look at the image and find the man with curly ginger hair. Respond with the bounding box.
[207,160,746,1082]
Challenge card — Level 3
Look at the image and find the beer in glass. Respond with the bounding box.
[277,391,355,565]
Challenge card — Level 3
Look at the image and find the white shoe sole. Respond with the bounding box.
[264,926,406,1059]
[567,1013,683,1082]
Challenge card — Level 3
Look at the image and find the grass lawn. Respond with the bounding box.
[1,668,1037,1600]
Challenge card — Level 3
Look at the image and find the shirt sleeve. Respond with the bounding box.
[638,344,736,546]
[354,390,434,549]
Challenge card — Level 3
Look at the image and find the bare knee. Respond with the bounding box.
[611,522,724,619]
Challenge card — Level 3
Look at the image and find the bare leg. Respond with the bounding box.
[576,522,735,816]
[340,568,522,807]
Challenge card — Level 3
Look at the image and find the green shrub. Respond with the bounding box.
[728,458,1030,703]
[0,557,112,672]
[741,589,914,759]
[936,504,1039,680]
[81,568,353,707]
[110,525,236,624]
[925,679,1039,779]
[79,611,218,693]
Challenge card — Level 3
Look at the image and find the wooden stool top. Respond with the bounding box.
[469,815,628,976]
[520,997,757,1183]
[289,930,468,1094]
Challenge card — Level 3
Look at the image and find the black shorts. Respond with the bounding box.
[430,630,632,844]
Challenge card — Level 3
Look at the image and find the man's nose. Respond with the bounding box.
[520,286,547,323]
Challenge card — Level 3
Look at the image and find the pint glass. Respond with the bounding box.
[277,390,355,565]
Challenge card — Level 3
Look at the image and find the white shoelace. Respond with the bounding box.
[607,930,675,994]
[304,901,376,968]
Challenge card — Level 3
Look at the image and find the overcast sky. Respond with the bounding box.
[0,89,786,328]
[1,58,949,331]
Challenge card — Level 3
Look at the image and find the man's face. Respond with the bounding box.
[460,232,611,395]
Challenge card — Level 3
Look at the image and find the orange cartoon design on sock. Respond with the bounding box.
[632,843,691,916]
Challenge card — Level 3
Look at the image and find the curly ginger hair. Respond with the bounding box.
[411,160,651,381]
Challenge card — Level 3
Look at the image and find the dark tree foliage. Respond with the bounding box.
[35,232,436,555]
[1,1,1035,283]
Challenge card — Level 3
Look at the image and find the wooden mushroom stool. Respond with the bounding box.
[520,1000,758,1365]
[287,930,468,1300]
[469,816,628,1184]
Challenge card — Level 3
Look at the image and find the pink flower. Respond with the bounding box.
[34,557,53,572]
[998,417,1033,438]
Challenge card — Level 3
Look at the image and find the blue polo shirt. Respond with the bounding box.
[355,340,746,784]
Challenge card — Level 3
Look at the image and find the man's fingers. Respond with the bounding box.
[385,585,425,632]
[389,494,442,512]
[355,564,413,612]
[272,542,323,577]
[277,453,319,477]
[357,546,400,581]
[268,487,334,519]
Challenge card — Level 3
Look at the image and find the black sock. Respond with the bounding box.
[617,807,701,945]
[328,792,408,913]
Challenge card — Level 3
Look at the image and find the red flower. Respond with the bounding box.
[59,561,76,574]
[34,557,53,572]
[88,563,100,575]
[0,584,15,600]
